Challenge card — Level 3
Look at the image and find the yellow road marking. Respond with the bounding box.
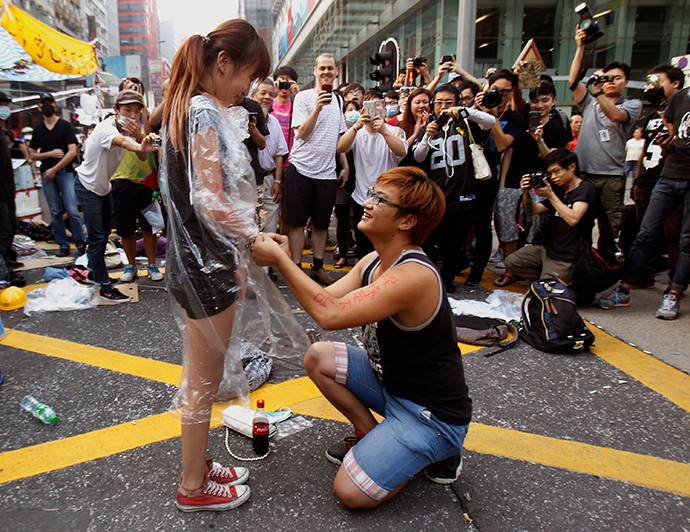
[3,380,688,498]
[587,322,690,412]
[0,378,323,484]
[0,330,182,386]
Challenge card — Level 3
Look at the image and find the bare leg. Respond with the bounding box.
[142,230,158,266]
[310,228,328,261]
[334,466,408,509]
[288,226,305,266]
[501,240,518,260]
[120,234,138,268]
[304,342,377,434]
[179,304,236,495]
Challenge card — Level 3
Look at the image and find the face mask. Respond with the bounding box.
[345,111,360,126]
[0,106,10,121]
[40,105,56,117]
[386,104,398,118]
[644,86,666,109]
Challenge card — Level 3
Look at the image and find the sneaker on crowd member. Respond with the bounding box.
[99,284,130,303]
[120,265,137,283]
[598,285,631,309]
[176,481,250,513]
[425,454,462,484]
[655,293,680,320]
[147,264,163,281]
[326,434,362,465]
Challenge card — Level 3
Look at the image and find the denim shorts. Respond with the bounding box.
[332,342,470,501]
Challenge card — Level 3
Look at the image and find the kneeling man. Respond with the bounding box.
[251,166,472,509]
[503,148,596,284]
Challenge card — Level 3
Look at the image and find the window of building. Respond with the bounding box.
[631,6,668,73]
[522,6,556,68]
[475,7,499,61]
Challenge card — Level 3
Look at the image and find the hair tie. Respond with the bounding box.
[201,35,209,43]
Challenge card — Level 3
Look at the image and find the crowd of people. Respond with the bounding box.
[0,17,688,514]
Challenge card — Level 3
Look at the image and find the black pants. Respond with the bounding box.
[423,209,474,283]
[0,200,18,268]
[351,202,374,260]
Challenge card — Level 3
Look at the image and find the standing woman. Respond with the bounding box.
[160,20,271,512]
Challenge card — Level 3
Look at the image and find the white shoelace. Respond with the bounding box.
[209,461,235,480]
[203,480,235,497]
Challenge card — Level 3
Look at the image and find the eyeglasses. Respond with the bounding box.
[497,89,512,97]
[367,189,404,209]
[434,99,456,106]
[348,89,364,95]
[459,96,474,104]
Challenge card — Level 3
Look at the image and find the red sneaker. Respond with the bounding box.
[176,480,250,512]
[206,460,249,486]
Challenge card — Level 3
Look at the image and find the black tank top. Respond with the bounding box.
[361,250,472,425]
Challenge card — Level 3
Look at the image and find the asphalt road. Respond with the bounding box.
[0,243,688,532]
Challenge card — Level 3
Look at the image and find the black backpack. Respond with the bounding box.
[520,278,595,353]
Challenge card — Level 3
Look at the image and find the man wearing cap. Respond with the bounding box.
[75,90,159,303]
[29,93,86,257]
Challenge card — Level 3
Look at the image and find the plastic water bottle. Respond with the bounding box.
[252,399,269,455]
[20,395,58,425]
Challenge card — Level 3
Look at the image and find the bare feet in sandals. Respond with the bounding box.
[493,273,515,287]
[334,258,348,269]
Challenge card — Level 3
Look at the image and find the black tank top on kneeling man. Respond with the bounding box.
[361,250,472,426]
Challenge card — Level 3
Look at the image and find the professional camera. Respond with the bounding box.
[529,171,548,188]
[586,73,614,86]
[481,87,504,109]
[412,56,427,68]
[575,3,605,44]
[278,81,291,91]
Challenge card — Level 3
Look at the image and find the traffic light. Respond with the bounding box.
[368,38,399,92]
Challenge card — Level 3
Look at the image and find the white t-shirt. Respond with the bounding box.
[76,117,124,196]
[625,137,645,162]
[259,113,289,173]
[289,89,346,180]
[351,125,408,205]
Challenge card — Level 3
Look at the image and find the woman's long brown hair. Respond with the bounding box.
[163,19,271,156]
[398,87,431,138]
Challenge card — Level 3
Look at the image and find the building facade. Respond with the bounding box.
[117,0,160,96]
[272,0,690,100]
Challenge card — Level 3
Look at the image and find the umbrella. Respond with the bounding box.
[0,0,97,78]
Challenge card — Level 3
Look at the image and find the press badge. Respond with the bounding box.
[599,129,611,142]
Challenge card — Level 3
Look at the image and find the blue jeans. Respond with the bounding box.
[624,160,638,182]
[75,179,111,285]
[623,177,690,293]
[41,171,85,249]
[335,342,469,500]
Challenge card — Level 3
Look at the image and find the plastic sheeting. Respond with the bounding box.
[24,278,97,315]
[448,290,524,323]
[160,94,310,425]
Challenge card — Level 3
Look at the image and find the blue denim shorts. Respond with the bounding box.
[332,342,470,501]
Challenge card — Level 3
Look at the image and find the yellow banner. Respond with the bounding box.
[0,1,97,76]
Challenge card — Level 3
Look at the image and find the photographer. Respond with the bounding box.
[569,27,643,239]
[493,83,570,286]
[338,93,407,261]
[503,149,596,285]
[468,69,523,286]
[412,83,495,292]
